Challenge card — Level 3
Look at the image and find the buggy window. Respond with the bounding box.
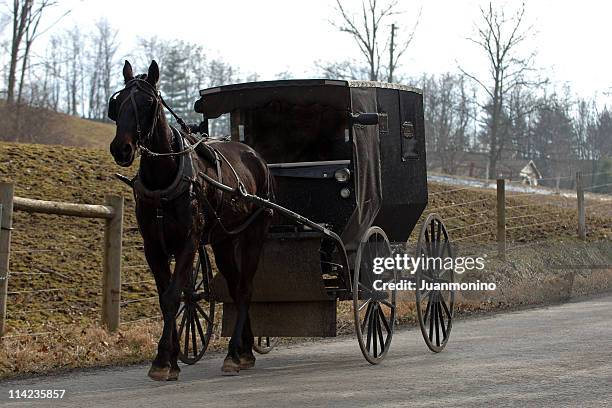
[227,100,351,164]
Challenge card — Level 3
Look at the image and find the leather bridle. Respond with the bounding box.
[109,78,161,144]
[108,78,203,157]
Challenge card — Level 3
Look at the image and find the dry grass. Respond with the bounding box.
[0,322,160,379]
[0,102,114,149]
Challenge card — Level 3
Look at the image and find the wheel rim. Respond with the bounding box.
[353,226,396,364]
[177,246,216,364]
[415,214,454,353]
[252,337,279,354]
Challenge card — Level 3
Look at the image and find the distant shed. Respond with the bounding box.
[519,160,542,186]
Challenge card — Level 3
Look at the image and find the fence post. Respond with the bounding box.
[496,179,506,260]
[576,171,586,240]
[102,195,123,332]
[0,183,14,337]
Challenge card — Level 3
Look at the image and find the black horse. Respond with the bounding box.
[109,60,273,381]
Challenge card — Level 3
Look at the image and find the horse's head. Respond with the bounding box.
[109,60,160,167]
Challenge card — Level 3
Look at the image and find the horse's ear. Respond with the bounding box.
[147,60,160,87]
[123,60,134,83]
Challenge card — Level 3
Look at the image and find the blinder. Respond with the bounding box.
[108,92,120,121]
[107,79,161,143]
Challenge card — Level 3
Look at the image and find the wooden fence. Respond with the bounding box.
[0,182,123,336]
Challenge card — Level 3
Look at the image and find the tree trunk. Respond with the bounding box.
[16,38,33,105]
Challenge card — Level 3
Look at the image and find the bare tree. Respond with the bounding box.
[531,94,576,182]
[423,73,476,174]
[7,0,66,104]
[87,18,118,120]
[460,2,540,179]
[332,0,419,82]
[315,58,369,80]
[62,26,84,116]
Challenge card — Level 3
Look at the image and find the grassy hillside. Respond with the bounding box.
[1,140,610,333]
[0,103,115,149]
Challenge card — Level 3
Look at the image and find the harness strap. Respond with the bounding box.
[198,169,267,244]
[156,206,170,257]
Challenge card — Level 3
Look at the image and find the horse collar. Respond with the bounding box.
[133,126,196,206]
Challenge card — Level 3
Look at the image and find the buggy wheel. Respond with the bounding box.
[253,337,279,354]
[415,213,455,353]
[353,226,396,364]
[176,245,216,364]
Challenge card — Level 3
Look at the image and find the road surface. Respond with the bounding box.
[1,295,611,407]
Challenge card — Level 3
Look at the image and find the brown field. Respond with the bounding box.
[0,141,610,378]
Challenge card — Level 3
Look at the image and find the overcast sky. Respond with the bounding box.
[35,0,612,102]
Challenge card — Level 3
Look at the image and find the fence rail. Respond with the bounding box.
[0,182,123,337]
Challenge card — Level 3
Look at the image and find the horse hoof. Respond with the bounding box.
[167,367,180,381]
[148,365,170,381]
[221,357,240,376]
[239,354,256,369]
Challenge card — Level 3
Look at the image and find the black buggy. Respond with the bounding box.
[175,79,455,364]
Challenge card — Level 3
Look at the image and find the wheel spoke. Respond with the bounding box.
[434,301,440,347]
[431,221,438,256]
[358,281,373,294]
[195,278,204,292]
[184,306,191,356]
[176,302,186,319]
[379,299,395,310]
[376,307,385,352]
[420,273,434,282]
[438,301,447,340]
[378,304,391,335]
[191,310,198,357]
[423,295,431,325]
[361,302,373,332]
[359,297,372,311]
[194,306,207,346]
[440,296,452,319]
[177,304,188,342]
[366,304,374,351]
[372,306,379,357]
[419,288,431,299]
[425,229,432,257]
[428,298,435,342]
[441,240,451,258]
[195,302,213,325]
[439,267,452,279]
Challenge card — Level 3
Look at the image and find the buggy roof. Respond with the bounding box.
[194,79,422,118]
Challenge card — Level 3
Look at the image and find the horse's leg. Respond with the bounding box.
[239,311,256,369]
[212,239,242,375]
[150,240,197,381]
[234,217,270,371]
[143,243,173,381]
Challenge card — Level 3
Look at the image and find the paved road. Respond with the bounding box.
[1,295,611,408]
